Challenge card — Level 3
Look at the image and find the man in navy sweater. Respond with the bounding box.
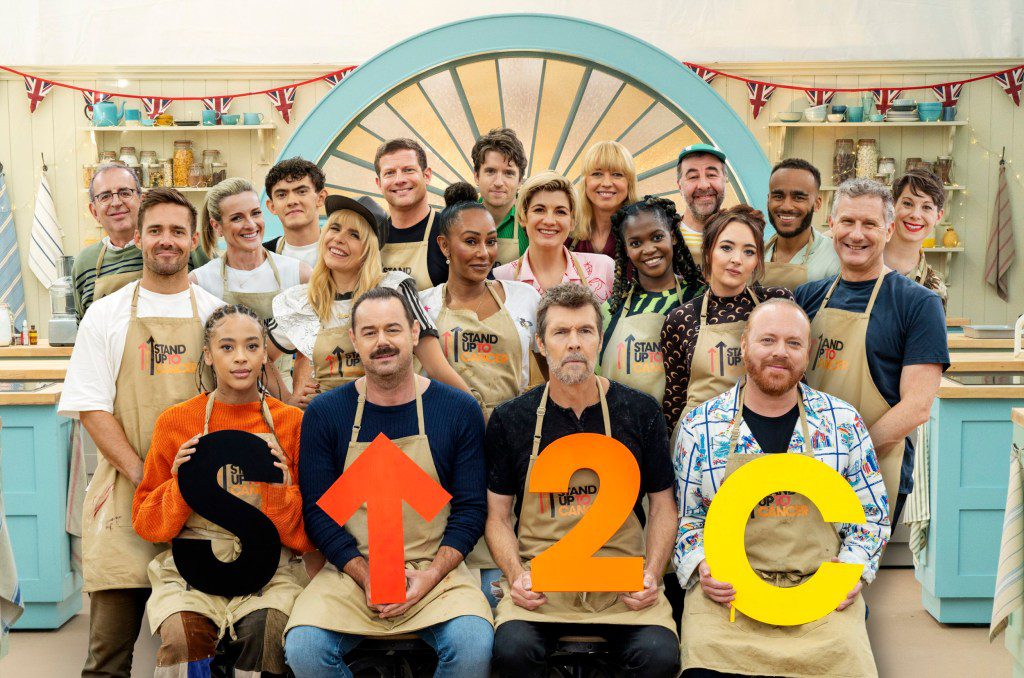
[284,287,493,678]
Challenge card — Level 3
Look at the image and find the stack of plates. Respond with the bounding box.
[885,109,919,121]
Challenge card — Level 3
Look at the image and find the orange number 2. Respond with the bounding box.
[529,433,644,592]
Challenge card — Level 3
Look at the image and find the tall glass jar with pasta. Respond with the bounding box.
[172,140,195,188]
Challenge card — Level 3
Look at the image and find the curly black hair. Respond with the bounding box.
[606,195,704,316]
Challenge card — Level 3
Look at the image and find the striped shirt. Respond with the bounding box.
[673,383,890,588]
[679,223,703,263]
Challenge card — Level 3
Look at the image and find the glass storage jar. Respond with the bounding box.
[877,157,896,185]
[211,162,228,186]
[99,150,117,164]
[855,139,879,179]
[173,140,195,187]
[833,139,856,185]
[118,146,139,167]
[187,162,204,188]
[158,159,173,187]
[935,156,953,185]
[82,163,97,190]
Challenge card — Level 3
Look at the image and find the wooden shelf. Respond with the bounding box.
[923,246,964,253]
[79,124,275,132]
[768,121,967,128]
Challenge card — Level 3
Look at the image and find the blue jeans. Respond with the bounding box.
[284,615,494,678]
[480,567,503,607]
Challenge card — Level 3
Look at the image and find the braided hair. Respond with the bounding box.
[194,304,269,400]
[606,195,704,316]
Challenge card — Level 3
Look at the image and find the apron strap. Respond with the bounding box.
[276,237,285,255]
[422,210,436,244]
[727,381,814,458]
[221,252,283,293]
[568,252,589,285]
[187,286,200,318]
[514,253,528,282]
[202,390,278,438]
[350,379,426,443]
[818,275,843,313]
[767,231,815,266]
[484,279,503,307]
[129,280,142,319]
[531,380,611,457]
[863,272,886,314]
[94,241,108,277]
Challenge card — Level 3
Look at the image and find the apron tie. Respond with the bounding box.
[216,608,239,642]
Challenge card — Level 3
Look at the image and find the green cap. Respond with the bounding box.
[677,143,727,165]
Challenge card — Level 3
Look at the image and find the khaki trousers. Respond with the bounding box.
[82,588,150,678]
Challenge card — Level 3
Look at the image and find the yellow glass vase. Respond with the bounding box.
[942,226,960,248]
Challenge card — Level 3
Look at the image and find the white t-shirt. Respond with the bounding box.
[269,270,435,359]
[419,279,540,390]
[278,240,319,269]
[191,252,303,301]
[58,282,226,418]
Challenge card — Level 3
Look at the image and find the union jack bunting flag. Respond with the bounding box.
[23,76,53,113]
[142,97,173,119]
[805,89,836,107]
[688,65,718,85]
[872,88,903,115]
[267,86,296,123]
[931,83,963,108]
[746,81,776,119]
[323,67,356,88]
[82,90,111,111]
[994,67,1024,106]
[202,96,234,117]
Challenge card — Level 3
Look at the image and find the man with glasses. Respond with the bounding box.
[72,163,209,320]
[793,178,948,528]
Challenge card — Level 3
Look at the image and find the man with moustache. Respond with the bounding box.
[794,178,948,527]
[375,138,448,291]
[73,163,209,319]
[59,188,225,677]
[486,283,679,677]
[285,286,493,677]
[762,158,840,289]
[674,298,889,677]
[676,144,728,262]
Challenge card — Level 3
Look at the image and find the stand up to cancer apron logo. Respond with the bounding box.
[441,327,511,365]
[537,482,599,518]
[810,333,848,372]
[615,334,663,376]
[707,340,742,377]
[138,337,197,375]
[325,345,361,376]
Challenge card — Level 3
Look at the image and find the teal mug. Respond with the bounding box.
[221,114,240,125]
[847,106,864,123]
[140,118,156,127]
[243,112,264,125]
[201,109,220,126]
[124,108,142,124]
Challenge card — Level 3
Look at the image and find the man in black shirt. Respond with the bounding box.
[485,283,679,678]
[374,138,448,290]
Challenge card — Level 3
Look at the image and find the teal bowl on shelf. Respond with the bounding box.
[918,109,942,122]
[869,113,885,122]
[847,106,864,122]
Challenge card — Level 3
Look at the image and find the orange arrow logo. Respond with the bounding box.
[317,433,452,604]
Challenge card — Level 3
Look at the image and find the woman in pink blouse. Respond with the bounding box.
[492,171,614,301]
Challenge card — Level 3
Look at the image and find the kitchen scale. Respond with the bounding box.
[47,255,78,346]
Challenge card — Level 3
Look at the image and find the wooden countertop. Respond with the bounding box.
[947,335,1015,350]
[0,344,73,358]
[0,359,68,380]
[947,352,1024,373]
[947,317,969,328]
[0,382,62,406]
[938,378,1024,399]
[1013,408,1024,428]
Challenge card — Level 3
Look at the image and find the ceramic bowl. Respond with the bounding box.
[830,105,848,114]
[869,113,885,122]
[777,111,803,122]
[918,109,942,122]
[804,105,828,122]
[893,98,916,107]
[827,113,845,122]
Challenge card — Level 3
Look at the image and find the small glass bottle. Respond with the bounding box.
[28,324,38,345]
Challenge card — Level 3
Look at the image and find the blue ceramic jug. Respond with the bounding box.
[90,100,125,127]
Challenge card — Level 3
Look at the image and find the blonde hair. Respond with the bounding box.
[201,177,258,259]
[515,171,578,237]
[307,209,384,323]
[572,141,638,243]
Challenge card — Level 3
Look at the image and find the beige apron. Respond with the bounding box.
[493,383,676,632]
[762,232,813,289]
[496,218,521,267]
[146,392,306,642]
[92,241,143,303]
[683,288,760,417]
[285,384,492,636]
[82,283,205,592]
[599,280,681,403]
[381,211,435,291]
[805,274,902,502]
[680,383,876,678]
[435,281,522,569]
[311,314,362,393]
[515,249,589,294]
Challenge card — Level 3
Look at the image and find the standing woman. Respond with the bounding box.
[493,171,615,302]
[270,196,469,408]
[570,141,638,258]
[661,205,792,432]
[884,169,949,308]
[133,305,312,678]
[599,196,704,403]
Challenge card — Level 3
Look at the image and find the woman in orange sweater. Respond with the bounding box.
[133,304,312,678]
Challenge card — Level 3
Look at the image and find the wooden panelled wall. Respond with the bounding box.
[1,61,1021,338]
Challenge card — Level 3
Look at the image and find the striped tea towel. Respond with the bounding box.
[28,171,64,289]
[904,425,931,567]
[66,421,86,578]
[985,161,1016,302]
[990,444,1024,640]
[0,168,27,328]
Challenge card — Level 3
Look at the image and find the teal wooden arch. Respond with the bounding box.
[264,13,769,239]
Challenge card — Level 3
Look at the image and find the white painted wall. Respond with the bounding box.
[3,1,1023,66]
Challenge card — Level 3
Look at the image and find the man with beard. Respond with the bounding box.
[59,188,225,677]
[762,158,840,289]
[285,286,494,677]
[485,283,680,678]
[676,144,728,262]
[674,298,889,678]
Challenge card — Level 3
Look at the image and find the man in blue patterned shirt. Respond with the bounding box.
[673,298,889,678]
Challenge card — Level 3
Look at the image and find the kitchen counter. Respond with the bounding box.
[0,345,73,358]
[947,317,969,328]
[0,359,69,381]
[938,377,1024,399]
[947,352,1024,373]
[947,335,1015,351]
[0,383,62,406]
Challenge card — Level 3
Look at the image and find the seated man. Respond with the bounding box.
[674,298,890,678]
[486,283,680,678]
[284,287,493,678]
